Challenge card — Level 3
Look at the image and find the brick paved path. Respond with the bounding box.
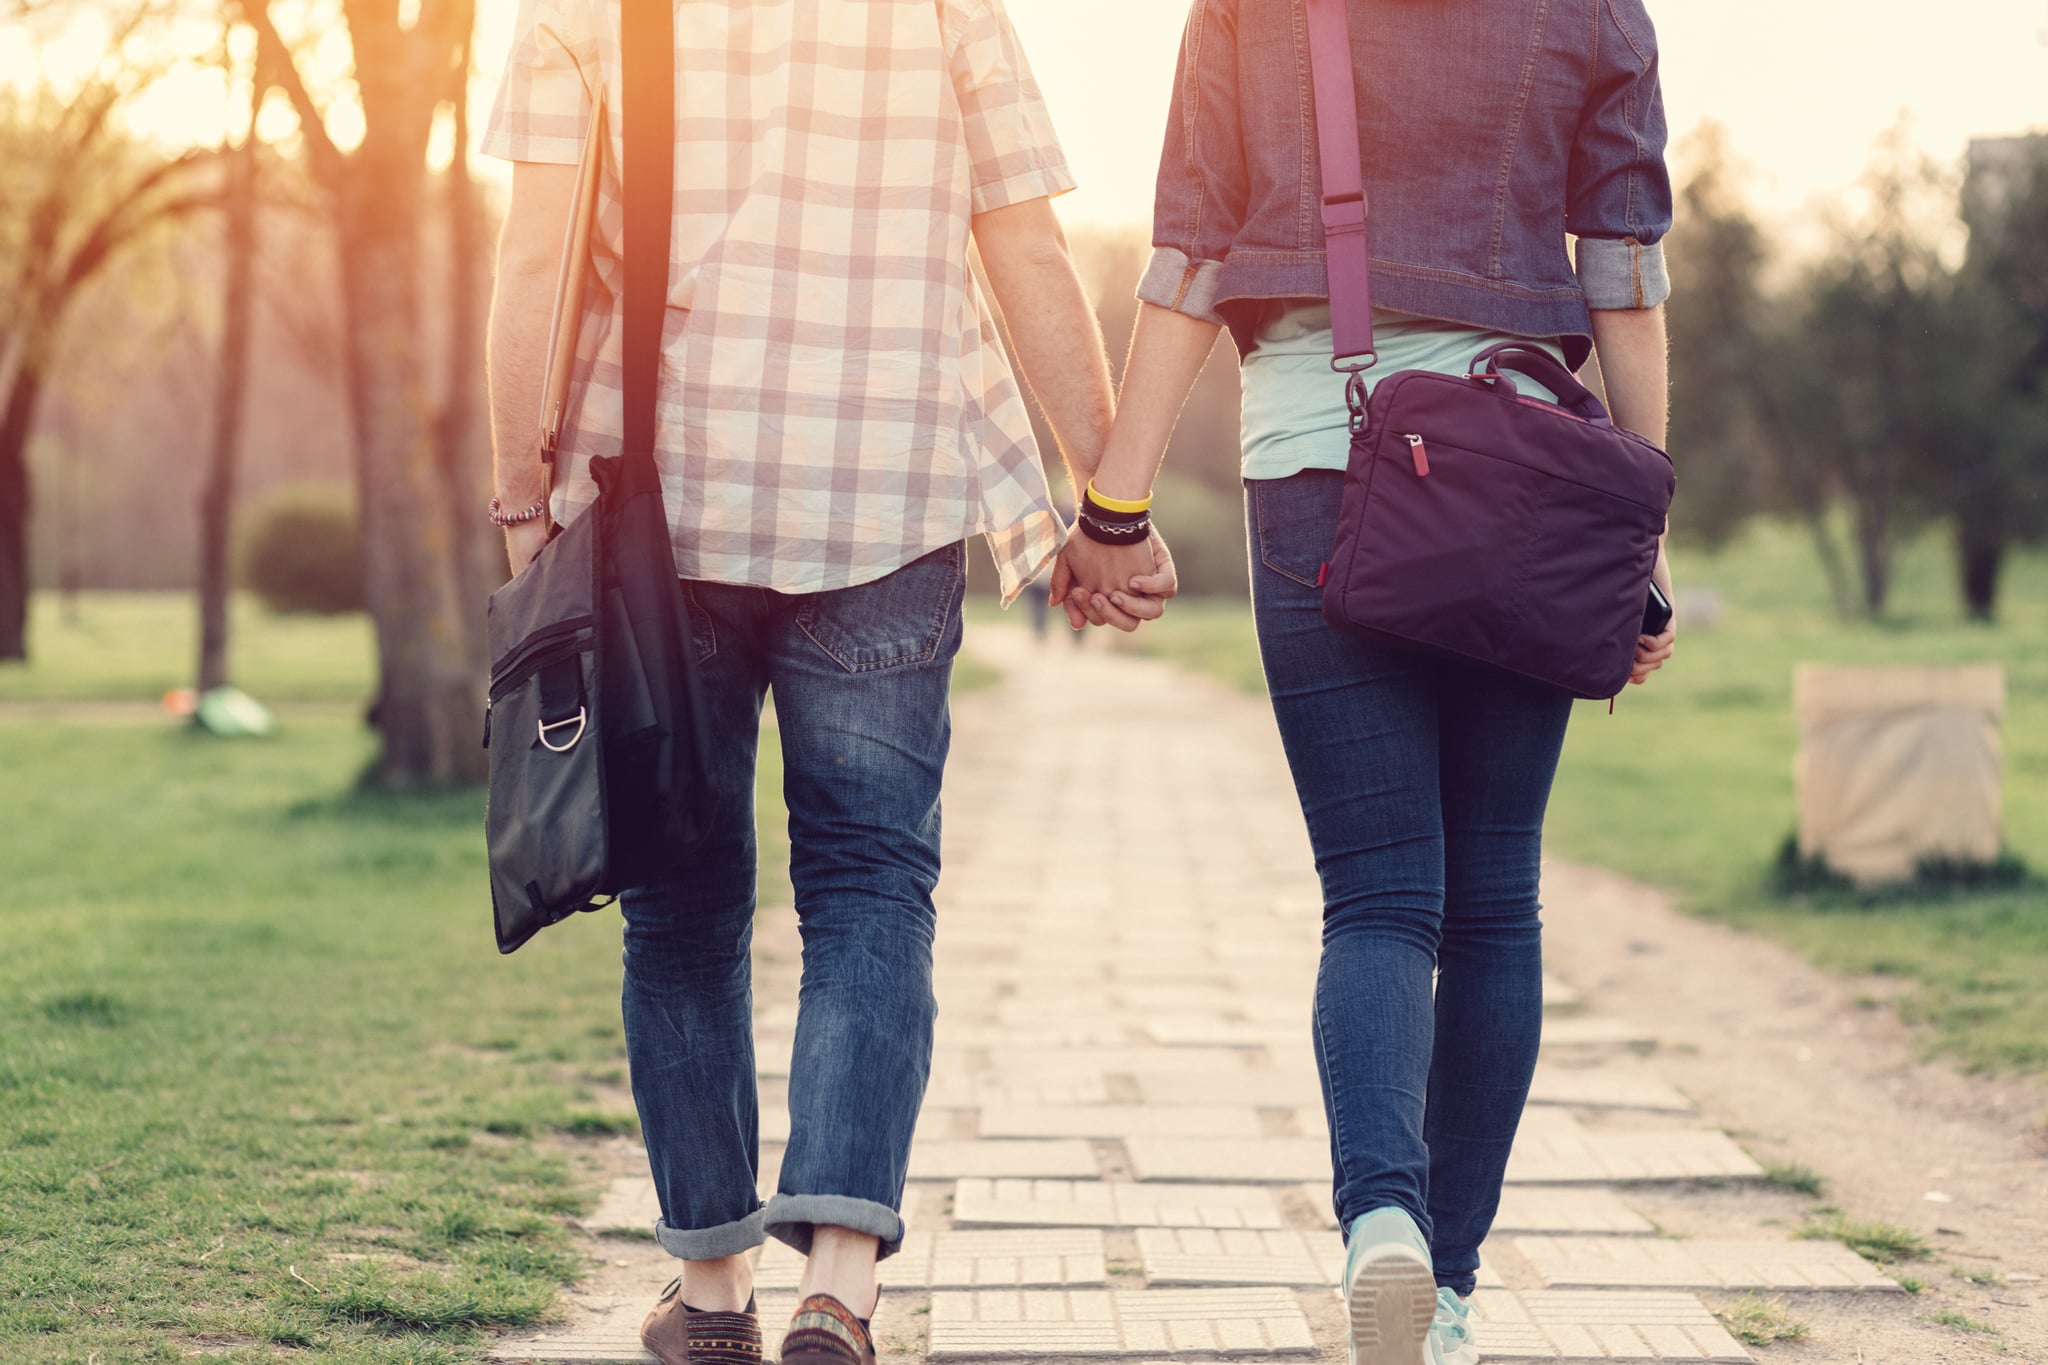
[494,626,1899,1365]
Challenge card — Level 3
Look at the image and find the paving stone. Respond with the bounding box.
[1542,970,1584,1009]
[757,1230,1108,1291]
[1541,1018,1658,1048]
[978,1105,1263,1140]
[1142,1018,1298,1049]
[1135,1228,1346,1286]
[926,1288,1316,1359]
[936,1025,1141,1049]
[922,1077,1115,1109]
[1125,1137,1329,1183]
[951,1179,1286,1229]
[491,1295,802,1362]
[1138,1071,1322,1107]
[1468,1288,1751,1361]
[1505,1115,1763,1184]
[583,1165,782,1234]
[1517,1237,1902,1292]
[909,1140,1100,1180]
[1527,1071,1695,1114]
[1492,1188,1659,1235]
[982,1047,1253,1081]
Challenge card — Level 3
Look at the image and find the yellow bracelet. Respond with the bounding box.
[1086,480,1153,515]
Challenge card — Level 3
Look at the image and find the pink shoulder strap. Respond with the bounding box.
[1304,0,1377,369]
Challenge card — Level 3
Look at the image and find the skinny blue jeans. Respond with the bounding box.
[619,543,965,1262]
[1247,472,1573,1295]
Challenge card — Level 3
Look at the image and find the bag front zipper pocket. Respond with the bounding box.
[485,618,595,749]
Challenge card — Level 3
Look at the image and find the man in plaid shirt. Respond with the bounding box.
[483,4,1170,1364]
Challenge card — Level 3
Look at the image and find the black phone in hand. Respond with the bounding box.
[1642,581,1673,637]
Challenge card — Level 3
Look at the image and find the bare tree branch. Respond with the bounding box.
[235,0,345,188]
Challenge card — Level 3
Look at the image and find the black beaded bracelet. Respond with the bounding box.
[1077,511,1151,546]
[1081,487,1151,526]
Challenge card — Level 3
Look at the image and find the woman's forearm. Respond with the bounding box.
[1089,303,1225,502]
[1588,305,1669,448]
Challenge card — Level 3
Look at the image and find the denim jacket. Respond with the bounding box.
[1138,0,1673,368]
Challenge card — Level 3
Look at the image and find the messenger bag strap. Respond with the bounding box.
[621,0,675,476]
[1304,0,1376,371]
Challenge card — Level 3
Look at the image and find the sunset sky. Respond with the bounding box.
[470,0,2048,239]
[18,1,2048,242]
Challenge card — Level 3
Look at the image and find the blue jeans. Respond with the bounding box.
[1246,472,1573,1295]
[619,543,966,1262]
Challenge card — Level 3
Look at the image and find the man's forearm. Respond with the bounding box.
[486,250,558,509]
[973,202,1116,493]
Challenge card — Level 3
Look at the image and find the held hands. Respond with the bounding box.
[1050,526,1178,633]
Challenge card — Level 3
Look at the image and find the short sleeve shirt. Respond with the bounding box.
[483,0,1075,602]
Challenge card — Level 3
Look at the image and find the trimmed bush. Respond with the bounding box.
[239,487,366,615]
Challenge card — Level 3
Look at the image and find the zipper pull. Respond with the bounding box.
[1405,434,1430,477]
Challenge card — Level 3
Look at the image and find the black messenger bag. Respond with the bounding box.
[483,0,709,954]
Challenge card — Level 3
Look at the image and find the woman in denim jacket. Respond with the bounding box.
[1060,3,1679,1362]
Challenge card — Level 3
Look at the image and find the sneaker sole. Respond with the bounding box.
[1346,1248,1435,1365]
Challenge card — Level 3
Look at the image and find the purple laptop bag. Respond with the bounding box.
[1305,0,1676,701]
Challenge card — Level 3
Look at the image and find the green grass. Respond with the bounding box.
[1134,520,2048,1073]
[1797,1212,1931,1266]
[0,593,377,704]
[0,591,1005,1361]
[1929,1309,2002,1336]
[1759,1161,1827,1197]
[1715,1293,1811,1347]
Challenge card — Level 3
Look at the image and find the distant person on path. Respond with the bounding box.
[1066,3,1679,1362]
[482,3,1167,1363]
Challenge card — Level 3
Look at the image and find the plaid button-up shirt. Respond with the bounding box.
[484,0,1074,602]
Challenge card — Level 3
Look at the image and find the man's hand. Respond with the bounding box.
[504,519,551,577]
[1050,527,1177,632]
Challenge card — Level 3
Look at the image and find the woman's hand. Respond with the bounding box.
[1629,545,1676,685]
[1050,527,1177,632]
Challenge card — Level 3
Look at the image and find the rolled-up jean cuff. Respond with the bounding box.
[655,1208,768,1261]
[1437,1274,1477,1296]
[1575,236,1671,311]
[1136,247,1227,324]
[763,1193,906,1259]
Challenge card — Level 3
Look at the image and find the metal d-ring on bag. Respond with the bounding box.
[1304,0,1676,701]
[482,0,712,954]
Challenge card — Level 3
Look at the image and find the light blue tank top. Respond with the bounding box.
[1238,305,1566,481]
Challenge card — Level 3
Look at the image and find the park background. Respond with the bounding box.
[2,1,2046,1361]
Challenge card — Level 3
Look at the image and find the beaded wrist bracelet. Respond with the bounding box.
[1077,510,1151,546]
[488,496,549,528]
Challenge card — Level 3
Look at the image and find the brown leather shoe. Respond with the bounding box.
[639,1277,762,1365]
[778,1292,876,1365]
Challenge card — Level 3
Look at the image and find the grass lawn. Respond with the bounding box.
[1133,521,2048,1073]
[0,593,998,1362]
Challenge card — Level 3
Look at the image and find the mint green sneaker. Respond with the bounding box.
[1428,1287,1478,1365]
[1340,1208,1436,1365]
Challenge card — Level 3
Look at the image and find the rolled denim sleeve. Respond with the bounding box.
[1566,0,1673,310]
[1138,0,1246,324]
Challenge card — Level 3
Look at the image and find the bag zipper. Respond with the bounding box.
[1404,434,1430,477]
[487,617,594,704]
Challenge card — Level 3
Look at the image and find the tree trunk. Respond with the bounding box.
[337,173,485,787]
[1958,524,2005,622]
[197,122,259,695]
[1850,474,1895,618]
[0,363,45,661]
[436,43,501,679]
